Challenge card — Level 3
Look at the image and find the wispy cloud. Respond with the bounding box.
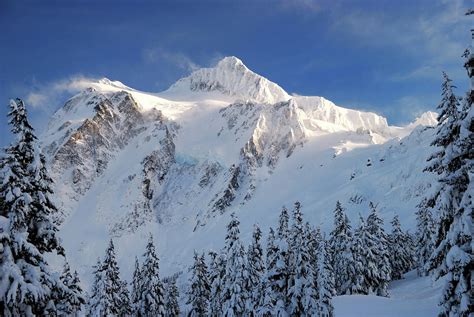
[393,95,438,123]
[25,75,99,110]
[143,48,200,72]
[328,0,471,83]
[277,0,322,13]
[390,64,465,82]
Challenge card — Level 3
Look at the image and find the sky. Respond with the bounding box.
[0,0,472,146]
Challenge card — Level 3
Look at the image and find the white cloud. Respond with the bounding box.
[143,48,200,72]
[208,51,226,68]
[26,93,48,108]
[24,76,99,111]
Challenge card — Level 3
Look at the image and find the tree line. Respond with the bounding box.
[86,200,415,317]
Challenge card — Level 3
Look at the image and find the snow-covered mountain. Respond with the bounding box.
[40,56,438,288]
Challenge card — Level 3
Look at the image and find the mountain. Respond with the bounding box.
[40,56,438,288]
[162,56,290,104]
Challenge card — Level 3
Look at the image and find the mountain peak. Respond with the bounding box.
[96,78,131,90]
[215,56,245,69]
[406,111,438,128]
[163,56,290,104]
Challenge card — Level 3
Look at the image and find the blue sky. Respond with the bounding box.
[0,0,472,146]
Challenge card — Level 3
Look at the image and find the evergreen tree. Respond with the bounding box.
[130,256,142,314]
[88,240,127,316]
[103,239,127,315]
[187,251,210,317]
[350,216,377,295]
[208,250,226,316]
[88,258,105,316]
[425,72,461,176]
[304,222,317,270]
[288,202,317,316]
[277,206,290,239]
[221,213,248,316]
[71,271,84,302]
[56,260,85,316]
[256,278,274,317]
[137,234,166,316]
[304,223,319,295]
[415,199,436,276]
[246,224,265,313]
[118,281,132,317]
[257,227,278,316]
[366,203,391,297]
[388,215,415,280]
[328,201,354,295]
[265,227,277,270]
[425,72,463,281]
[427,28,473,316]
[0,98,76,315]
[316,238,335,317]
[267,207,291,315]
[71,271,84,310]
[164,277,180,317]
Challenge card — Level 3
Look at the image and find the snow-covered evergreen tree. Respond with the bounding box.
[256,278,274,317]
[426,72,461,176]
[56,260,85,316]
[187,251,210,316]
[88,258,105,316]
[208,250,226,316]
[350,216,377,295]
[415,198,436,276]
[304,222,317,268]
[316,238,335,317]
[221,213,248,316]
[130,256,142,315]
[265,227,277,270]
[103,239,127,316]
[426,29,473,316]
[266,207,291,315]
[257,227,278,316]
[71,271,84,312]
[88,239,127,316]
[328,201,354,295]
[388,215,415,280]
[366,203,391,296]
[118,281,132,316]
[287,202,317,316]
[164,277,180,317]
[425,72,463,281]
[0,98,78,315]
[136,234,166,316]
[246,224,265,313]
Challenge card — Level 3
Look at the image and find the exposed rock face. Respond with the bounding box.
[196,99,308,221]
[45,90,167,218]
[111,125,177,236]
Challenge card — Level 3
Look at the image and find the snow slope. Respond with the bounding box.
[334,271,443,317]
[40,57,439,306]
